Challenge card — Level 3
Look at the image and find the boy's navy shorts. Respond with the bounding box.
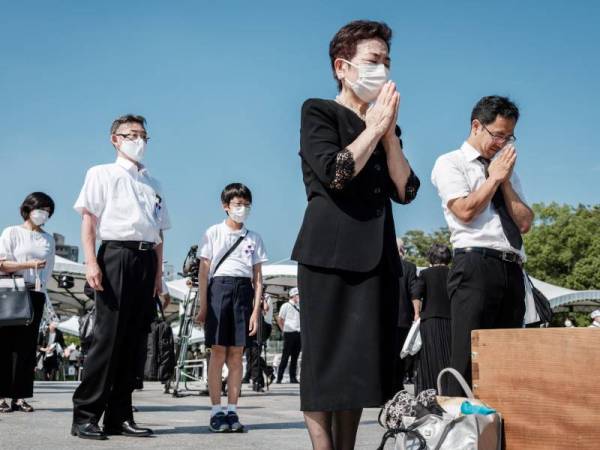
[205,276,254,347]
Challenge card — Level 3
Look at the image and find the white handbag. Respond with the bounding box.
[400,319,421,359]
[379,368,502,450]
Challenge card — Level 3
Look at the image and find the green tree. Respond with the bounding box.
[524,203,600,290]
[401,227,451,267]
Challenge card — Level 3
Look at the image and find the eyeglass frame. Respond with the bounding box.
[115,133,151,143]
[481,124,516,144]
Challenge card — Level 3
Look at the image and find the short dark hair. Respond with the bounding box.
[221,183,252,205]
[471,96,519,126]
[110,114,147,135]
[20,192,55,220]
[427,243,452,265]
[329,20,392,91]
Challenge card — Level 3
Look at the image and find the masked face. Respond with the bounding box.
[229,205,250,224]
[29,209,50,226]
[226,198,252,224]
[336,38,391,103]
[119,137,146,162]
[342,59,389,103]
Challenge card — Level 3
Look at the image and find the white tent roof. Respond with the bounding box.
[54,255,86,274]
[165,263,299,302]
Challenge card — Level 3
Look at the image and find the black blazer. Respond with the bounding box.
[291,98,420,273]
[398,259,418,327]
[414,265,451,320]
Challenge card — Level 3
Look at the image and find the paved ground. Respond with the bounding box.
[0,381,395,449]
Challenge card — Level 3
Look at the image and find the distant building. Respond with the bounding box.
[53,233,79,262]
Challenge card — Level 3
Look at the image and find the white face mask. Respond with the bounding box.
[119,137,146,162]
[229,205,250,224]
[30,209,49,226]
[342,59,389,103]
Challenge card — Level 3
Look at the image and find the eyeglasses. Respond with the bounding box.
[481,125,516,144]
[116,133,150,143]
[229,202,251,208]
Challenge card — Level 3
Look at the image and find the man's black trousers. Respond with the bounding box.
[72,242,156,425]
[277,331,301,381]
[447,251,525,395]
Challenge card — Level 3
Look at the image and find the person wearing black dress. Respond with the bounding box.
[291,20,420,450]
[413,244,452,394]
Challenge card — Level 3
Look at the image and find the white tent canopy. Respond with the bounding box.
[54,255,86,274]
[165,263,299,302]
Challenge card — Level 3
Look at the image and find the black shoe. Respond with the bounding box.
[252,382,265,392]
[71,422,108,440]
[11,400,34,412]
[104,420,153,437]
[275,379,282,384]
[209,412,230,433]
[226,411,245,433]
[0,400,11,413]
[289,378,299,384]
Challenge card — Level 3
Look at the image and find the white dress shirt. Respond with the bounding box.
[74,157,171,244]
[279,301,301,332]
[0,225,55,289]
[431,141,527,257]
[199,221,268,279]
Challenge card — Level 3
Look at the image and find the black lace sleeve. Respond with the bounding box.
[329,148,355,191]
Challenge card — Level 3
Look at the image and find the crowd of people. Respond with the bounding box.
[0,17,597,450]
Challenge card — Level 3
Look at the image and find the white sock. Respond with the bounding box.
[211,404,223,417]
[227,404,237,413]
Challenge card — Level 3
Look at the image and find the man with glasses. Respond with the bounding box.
[71,114,171,439]
[431,96,534,394]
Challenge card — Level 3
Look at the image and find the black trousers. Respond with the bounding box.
[72,243,156,425]
[245,322,272,386]
[0,291,45,399]
[277,331,301,381]
[447,251,525,395]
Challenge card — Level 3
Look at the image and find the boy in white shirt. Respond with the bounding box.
[196,183,268,433]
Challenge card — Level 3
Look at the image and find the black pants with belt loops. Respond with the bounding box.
[72,242,156,425]
[447,251,525,396]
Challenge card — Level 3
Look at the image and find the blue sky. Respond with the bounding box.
[1,0,598,270]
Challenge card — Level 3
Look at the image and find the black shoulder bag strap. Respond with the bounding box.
[212,232,248,276]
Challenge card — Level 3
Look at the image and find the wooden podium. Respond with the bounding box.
[472,329,600,450]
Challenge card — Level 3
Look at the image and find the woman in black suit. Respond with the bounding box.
[291,20,420,450]
[413,244,452,393]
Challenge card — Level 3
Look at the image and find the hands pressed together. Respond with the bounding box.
[488,145,517,184]
[366,81,400,141]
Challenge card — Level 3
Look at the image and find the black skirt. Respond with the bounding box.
[415,317,451,394]
[298,262,399,411]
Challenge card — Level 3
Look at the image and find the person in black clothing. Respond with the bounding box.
[291,20,420,449]
[413,244,452,393]
[395,238,418,391]
[39,321,67,381]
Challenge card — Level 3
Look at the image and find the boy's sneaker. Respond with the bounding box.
[226,411,245,433]
[209,412,230,433]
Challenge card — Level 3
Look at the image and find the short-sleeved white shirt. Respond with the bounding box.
[0,225,55,289]
[73,157,171,244]
[431,141,527,257]
[278,301,301,332]
[199,221,268,279]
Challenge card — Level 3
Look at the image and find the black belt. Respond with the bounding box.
[102,240,155,251]
[454,247,522,266]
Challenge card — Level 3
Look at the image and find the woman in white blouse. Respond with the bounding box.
[0,192,56,413]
